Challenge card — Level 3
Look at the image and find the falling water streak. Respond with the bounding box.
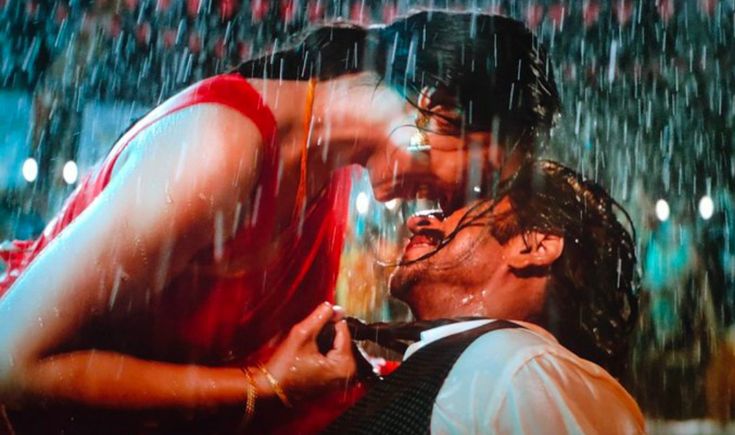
[607,40,618,84]
[213,211,224,261]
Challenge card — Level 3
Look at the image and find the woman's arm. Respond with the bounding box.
[15,351,257,408]
[0,104,268,408]
[6,302,355,408]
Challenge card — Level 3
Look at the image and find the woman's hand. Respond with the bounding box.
[263,302,357,400]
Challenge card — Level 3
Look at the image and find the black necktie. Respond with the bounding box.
[318,316,488,355]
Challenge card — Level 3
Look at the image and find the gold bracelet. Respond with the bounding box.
[257,363,292,408]
[239,366,257,429]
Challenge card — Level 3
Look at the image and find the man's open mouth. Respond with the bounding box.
[405,230,443,255]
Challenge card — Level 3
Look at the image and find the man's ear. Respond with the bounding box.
[505,232,564,270]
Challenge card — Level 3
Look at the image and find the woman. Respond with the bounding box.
[0,11,560,432]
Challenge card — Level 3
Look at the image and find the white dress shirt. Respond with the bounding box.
[403,320,646,435]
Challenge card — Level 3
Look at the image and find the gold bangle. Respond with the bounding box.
[257,363,292,408]
[240,366,257,429]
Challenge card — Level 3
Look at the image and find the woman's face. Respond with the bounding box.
[364,86,512,214]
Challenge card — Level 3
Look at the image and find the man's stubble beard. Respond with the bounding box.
[390,242,478,299]
[388,259,429,301]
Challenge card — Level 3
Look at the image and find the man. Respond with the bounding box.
[326,160,646,434]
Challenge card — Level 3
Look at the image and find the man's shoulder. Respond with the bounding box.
[452,324,620,392]
[432,323,645,434]
[458,322,560,362]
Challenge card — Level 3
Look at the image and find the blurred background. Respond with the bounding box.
[0,0,733,430]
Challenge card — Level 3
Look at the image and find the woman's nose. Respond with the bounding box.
[406,211,444,235]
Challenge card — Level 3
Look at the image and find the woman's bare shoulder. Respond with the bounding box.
[111,103,264,182]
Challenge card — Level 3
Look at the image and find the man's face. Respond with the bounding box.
[389,198,515,310]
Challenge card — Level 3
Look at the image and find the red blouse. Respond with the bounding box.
[0,73,352,365]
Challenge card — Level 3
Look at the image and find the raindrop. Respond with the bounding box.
[213,211,224,261]
[607,40,618,84]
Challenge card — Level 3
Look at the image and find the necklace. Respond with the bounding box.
[292,77,317,222]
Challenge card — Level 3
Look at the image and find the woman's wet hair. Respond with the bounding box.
[488,160,639,377]
[237,11,561,149]
[237,22,374,80]
[376,11,561,149]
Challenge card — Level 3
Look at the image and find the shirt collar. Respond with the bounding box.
[403,319,558,361]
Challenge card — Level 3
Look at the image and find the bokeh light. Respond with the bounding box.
[62,161,78,185]
[355,191,369,215]
[655,199,670,222]
[699,195,714,220]
[21,158,38,183]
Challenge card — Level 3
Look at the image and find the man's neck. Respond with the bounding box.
[408,284,489,321]
[410,279,548,324]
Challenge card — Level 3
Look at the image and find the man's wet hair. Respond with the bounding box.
[238,11,561,152]
[450,160,638,377]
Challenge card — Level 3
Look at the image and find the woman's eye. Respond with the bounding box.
[429,115,461,134]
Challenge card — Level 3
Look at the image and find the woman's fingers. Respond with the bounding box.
[331,305,345,322]
[330,320,351,355]
[289,302,335,343]
[328,320,357,379]
[267,306,359,398]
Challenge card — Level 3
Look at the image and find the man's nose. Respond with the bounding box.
[406,211,444,235]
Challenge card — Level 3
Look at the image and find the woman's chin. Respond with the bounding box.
[371,185,397,202]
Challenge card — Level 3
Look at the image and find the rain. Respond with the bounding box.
[0,0,734,433]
